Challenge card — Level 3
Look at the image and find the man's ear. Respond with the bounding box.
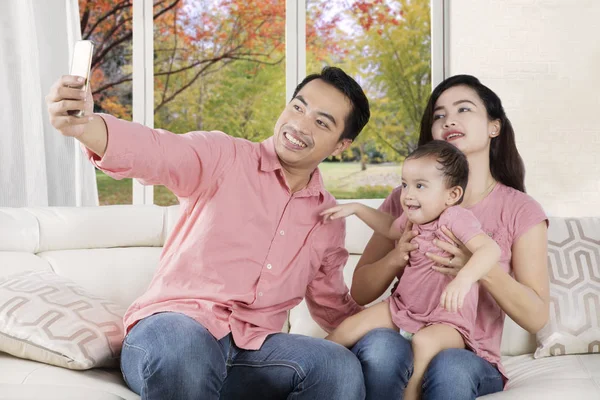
[331,138,353,157]
[447,186,463,206]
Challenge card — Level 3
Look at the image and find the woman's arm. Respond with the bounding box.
[430,222,550,334]
[351,225,418,305]
[480,222,549,333]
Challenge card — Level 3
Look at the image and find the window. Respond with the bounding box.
[307,0,432,199]
[152,0,286,205]
[79,0,437,204]
[78,0,135,205]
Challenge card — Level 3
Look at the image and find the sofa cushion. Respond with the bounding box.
[0,209,39,253]
[38,248,161,308]
[0,353,137,400]
[0,270,125,370]
[535,217,600,358]
[0,385,127,400]
[480,353,600,399]
[28,206,165,252]
[0,252,52,277]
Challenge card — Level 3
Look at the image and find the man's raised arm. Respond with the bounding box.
[46,75,235,199]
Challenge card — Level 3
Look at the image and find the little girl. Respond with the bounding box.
[321,140,501,400]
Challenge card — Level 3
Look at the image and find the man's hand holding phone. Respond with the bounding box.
[46,40,108,156]
[46,75,94,138]
[46,39,95,138]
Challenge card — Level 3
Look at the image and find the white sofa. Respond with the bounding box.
[0,201,598,400]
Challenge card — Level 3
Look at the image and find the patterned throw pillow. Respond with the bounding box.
[0,270,126,369]
[534,217,600,358]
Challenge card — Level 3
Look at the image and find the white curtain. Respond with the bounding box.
[0,0,98,207]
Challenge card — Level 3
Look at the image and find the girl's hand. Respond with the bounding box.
[426,225,472,276]
[320,203,358,221]
[388,221,418,294]
[440,276,474,312]
[387,221,418,269]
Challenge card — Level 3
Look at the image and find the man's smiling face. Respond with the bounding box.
[273,79,353,171]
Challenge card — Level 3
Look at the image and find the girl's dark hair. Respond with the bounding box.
[293,66,370,141]
[407,140,469,204]
[418,75,525,193]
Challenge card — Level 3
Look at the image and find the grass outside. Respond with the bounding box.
[96,162,402,205]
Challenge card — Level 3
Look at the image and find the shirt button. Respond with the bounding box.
[267,264,272,270]
[280,230,285,236]
[258,292,263,297]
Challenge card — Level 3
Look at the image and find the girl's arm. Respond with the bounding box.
[353,204,403,240]
[321,203,401,240]
[438,233,501,312]
[453,233,501,283]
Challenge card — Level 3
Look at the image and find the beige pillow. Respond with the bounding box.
[0,270,126,369]
[534,217,600,358]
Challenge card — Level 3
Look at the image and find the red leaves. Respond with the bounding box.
[351,0,403,33]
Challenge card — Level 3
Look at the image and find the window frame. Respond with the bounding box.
[128,0,447,205]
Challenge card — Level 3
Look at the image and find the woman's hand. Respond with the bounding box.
[426,225,472,276]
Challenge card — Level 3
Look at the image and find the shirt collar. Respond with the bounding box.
[259,137,281,173]
[259,137,326,199]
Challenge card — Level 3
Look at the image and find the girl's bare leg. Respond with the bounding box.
[325,301,397,348]
[404,324,465,400]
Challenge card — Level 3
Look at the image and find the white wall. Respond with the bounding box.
[447,0,600,217]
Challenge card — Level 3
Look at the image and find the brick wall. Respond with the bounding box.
[447,0,600,217]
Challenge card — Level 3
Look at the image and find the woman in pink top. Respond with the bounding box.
[350,75,549,400]
[321,140,501,400]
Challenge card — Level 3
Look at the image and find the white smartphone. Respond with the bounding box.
[68,40,94,117]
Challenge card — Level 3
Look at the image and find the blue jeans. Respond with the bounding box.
[120,312,365,400]
[351,328,503,400]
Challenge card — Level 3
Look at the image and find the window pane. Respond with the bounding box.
[307,0,432,199]
[152,0,286,206]
[78,0,134,205]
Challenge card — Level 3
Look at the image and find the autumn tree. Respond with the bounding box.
[79,0,287,119]
[79,0,341,135]
[350,0,431,163]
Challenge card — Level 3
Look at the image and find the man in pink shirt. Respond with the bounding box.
[46,67,370,399]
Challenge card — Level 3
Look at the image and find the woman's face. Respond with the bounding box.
[430,85,499,156]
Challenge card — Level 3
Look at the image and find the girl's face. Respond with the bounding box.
[430,85,500,157]
[400,157,461,225]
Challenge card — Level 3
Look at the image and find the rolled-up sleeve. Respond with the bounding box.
[305,220,364,332]
[84,114,236,198]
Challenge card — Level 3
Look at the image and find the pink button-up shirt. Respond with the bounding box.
[86,114,362,349]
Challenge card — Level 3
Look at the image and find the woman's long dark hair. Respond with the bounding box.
[418,75,525,193]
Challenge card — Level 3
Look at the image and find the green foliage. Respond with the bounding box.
[348,0,431,162]
[355,185,395,198]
